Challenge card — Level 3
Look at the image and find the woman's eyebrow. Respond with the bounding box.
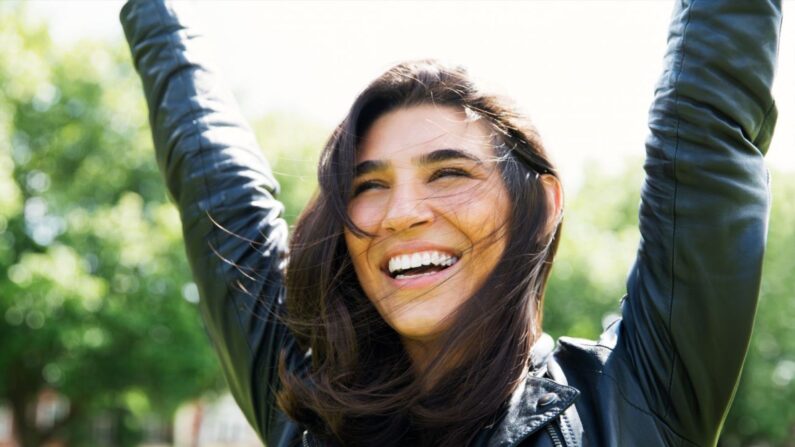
[415,148,483,166]
[354,148,482,178]
[354,159,390,178]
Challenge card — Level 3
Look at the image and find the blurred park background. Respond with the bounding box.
[1,1,794,446]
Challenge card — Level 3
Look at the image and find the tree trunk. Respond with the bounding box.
[9,391,40,447]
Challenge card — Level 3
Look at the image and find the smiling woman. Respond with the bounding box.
[120,0,782,446]
[346,104,560,355]
[349,105,515,345]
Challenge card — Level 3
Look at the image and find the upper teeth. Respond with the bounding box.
[387,251,458,274]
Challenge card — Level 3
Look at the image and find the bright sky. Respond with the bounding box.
[29,1,795,191]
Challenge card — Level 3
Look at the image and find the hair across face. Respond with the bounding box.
[278,60,563,447]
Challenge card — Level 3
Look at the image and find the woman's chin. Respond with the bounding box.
[388,311,453,345]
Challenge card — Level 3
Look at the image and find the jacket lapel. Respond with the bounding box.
[487,375,579,447]
[487,334,580,447]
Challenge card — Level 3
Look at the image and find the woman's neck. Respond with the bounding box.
[403,336,471,391]
[403,338,441,373]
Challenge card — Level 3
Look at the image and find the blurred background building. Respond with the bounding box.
[0,393,259,447]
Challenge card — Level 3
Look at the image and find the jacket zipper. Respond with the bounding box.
[545,422,565,447]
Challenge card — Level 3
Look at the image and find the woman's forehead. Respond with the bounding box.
[357,104,495,164]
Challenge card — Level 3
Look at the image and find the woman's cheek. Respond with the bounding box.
[348,197,385,231]
[446,182,497,218]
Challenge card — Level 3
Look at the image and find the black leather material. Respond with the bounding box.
[121,0,781,445]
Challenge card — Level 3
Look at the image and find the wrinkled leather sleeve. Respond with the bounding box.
[619,0,780,445]
[120,0,305,443]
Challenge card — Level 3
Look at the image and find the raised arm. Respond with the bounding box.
[616,0,781,444]
[120,0,304,442]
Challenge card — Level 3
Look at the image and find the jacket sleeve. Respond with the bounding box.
[618,0,781,444]
[120,0,305,441]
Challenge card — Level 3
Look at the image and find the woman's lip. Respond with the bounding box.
[382,256,460,289]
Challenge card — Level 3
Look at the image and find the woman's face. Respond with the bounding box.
[344,104,511,344]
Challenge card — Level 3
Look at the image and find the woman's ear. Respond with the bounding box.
[540,174,563,236]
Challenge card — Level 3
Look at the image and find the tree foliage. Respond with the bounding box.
[0,7,221,446]
[544,160,644,340]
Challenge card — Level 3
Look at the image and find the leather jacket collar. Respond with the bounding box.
[301,334,581,447]
[486,334,580,447]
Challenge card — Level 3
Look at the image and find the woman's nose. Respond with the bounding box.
[380,184,434,233]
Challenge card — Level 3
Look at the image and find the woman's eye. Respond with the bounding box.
[352,180,386,196]
[429,167,471,182]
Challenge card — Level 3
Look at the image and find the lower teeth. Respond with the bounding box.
[395,270,445,280]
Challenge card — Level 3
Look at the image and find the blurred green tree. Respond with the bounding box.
[0,7,222,446]
[544,160,644,340]
[252,113,325,226]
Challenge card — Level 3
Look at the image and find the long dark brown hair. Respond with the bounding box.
[277,60,562,446]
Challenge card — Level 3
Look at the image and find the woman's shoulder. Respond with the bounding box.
[544,326,700,446]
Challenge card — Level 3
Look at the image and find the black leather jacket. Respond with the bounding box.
[121,0,781,445]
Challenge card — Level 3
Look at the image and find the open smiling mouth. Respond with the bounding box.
[386,251,460,280]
